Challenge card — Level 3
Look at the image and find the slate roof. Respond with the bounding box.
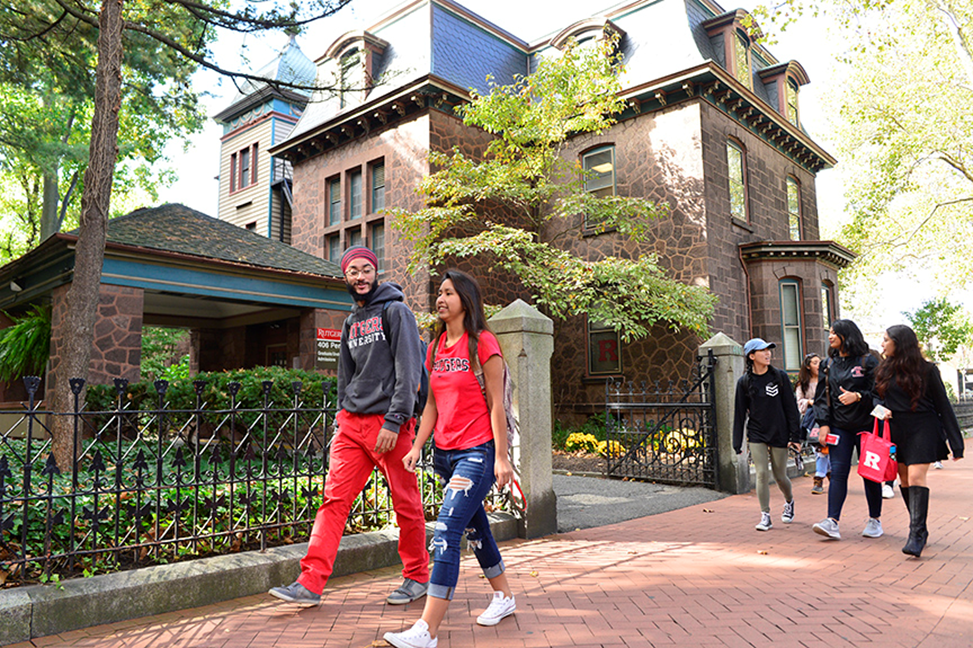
[96,204,341,277]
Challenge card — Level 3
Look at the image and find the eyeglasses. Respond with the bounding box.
[344,266,375,280]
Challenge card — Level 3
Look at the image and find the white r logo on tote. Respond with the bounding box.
[862,451,881,470]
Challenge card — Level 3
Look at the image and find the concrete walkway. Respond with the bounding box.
[9,463,973,648]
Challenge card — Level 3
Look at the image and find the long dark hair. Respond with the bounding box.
[797,353,819,394]
[829,319,869,358]
[875,324,928,410]
[432,269,491,368]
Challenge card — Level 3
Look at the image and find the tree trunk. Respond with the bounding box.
[40,169,60,241]
[50,0,124,470]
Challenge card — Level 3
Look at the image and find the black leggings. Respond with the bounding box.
[827,425,883,520]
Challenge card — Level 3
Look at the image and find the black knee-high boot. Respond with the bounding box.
[900,486,911,513]
[902,486,929,557]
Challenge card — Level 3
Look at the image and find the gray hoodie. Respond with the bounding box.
[337,281,423,433]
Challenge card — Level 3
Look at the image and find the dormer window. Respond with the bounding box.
[703,11,760,91]
[322,30,389,109]
[550,17,625,52]
[339,49,359,109]
[733,31,752,89]
[758,61,809,126]
[786,80,799,125]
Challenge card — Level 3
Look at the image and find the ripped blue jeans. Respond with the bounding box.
[428,440,504,600]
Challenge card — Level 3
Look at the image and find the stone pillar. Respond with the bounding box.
[699,332,749,494]
[488,299,556,539]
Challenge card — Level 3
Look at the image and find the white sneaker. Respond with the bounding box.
[755,511,773,531]
[813,517,841,540]
[476,591,516,626]
[384,619,438,648]
[781,500,795,524]
[862,517,884,538]
[882,484,894,499]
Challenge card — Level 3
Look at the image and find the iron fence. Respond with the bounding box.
[604,350,718,487]
[0,375,502,587]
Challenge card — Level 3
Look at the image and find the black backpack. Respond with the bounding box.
[381,301,430,417]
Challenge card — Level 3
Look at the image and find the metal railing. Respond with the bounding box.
[0,375,503,586]
[604,351,719,487]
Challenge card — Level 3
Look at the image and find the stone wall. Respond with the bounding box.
[48,283,144,390]
[289,113,433,315]
[699,100,824,344]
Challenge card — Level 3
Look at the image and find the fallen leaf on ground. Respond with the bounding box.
[757,550,768,555]
[530,570,539,577]
[703,508,714,513]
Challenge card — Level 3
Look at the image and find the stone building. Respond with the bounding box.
[269,0,854,418]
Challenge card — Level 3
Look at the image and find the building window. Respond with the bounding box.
[371,162,385,212]
[251,143,258,184]
[327,234,341,263]
[328,178,341,226]
[339,49,359,109]
[727,140,748,221]
[582,145,615,229]
[587,320,622,375]
[267,344,287,367]
[347,228,362,248]
[239,148,251,189]
[245,221,257,232]
[780,280,803,371]
[371,222,385,273]
[350,170,362,220]
[786,80,799,126]
[821,282,834,331]
[734,31,751,89]
[786,176,801,241]
[230,153,237,193]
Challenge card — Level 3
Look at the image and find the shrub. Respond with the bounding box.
[564,432,600,454]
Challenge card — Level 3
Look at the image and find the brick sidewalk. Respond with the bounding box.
[11,461,973,648]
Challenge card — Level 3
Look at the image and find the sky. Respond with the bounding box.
[152,0,930,332]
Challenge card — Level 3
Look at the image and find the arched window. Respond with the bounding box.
[726,140,748,222]
[733,30,752,89]
[779,279,803,370]
[786,176,801,240]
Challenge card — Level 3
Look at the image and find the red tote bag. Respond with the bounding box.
[857,419,898,483]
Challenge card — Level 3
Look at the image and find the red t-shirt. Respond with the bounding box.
[426,330,502,450]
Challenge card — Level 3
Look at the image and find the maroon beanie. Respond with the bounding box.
[340,246,379,274]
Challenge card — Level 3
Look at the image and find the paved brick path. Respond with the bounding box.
[12,461,973,648]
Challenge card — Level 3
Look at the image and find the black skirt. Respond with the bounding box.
[888,411,950,465]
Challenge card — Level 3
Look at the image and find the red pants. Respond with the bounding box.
[298,411,430,594]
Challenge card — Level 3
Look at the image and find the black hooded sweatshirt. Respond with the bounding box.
[337,282,423,433]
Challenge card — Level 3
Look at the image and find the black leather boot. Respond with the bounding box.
[900,485,911,513]
[902,486,929,557]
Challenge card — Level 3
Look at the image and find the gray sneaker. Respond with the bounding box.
[813,517,841,540]
[269,581,321,606]
[862,517,884,538]
[386,578,429,605]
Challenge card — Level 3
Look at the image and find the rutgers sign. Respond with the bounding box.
[316,328,341,371]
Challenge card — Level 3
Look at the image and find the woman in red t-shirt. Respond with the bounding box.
[384,269,515,648]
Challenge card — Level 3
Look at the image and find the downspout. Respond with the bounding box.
[267,118,277,238]
[737,245,753,340]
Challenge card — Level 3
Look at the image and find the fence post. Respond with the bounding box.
[488,299,556,539]
[699,332,749,494]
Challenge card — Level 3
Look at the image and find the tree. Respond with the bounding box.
[904,297,973,362]
[0,2,205,258]
[390,35,716,341]
[749,0,973,307]
[0,0,353,469]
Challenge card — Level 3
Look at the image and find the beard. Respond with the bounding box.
[346,278,378,303]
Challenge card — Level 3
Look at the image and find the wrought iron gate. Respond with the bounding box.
[604,350,718,487]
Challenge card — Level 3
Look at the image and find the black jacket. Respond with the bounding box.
[813,353,879,432]
[733,366,802,452]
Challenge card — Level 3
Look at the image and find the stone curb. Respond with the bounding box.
[0,513,518,646]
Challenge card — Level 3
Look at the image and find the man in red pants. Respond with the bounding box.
[270,246,430,606]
